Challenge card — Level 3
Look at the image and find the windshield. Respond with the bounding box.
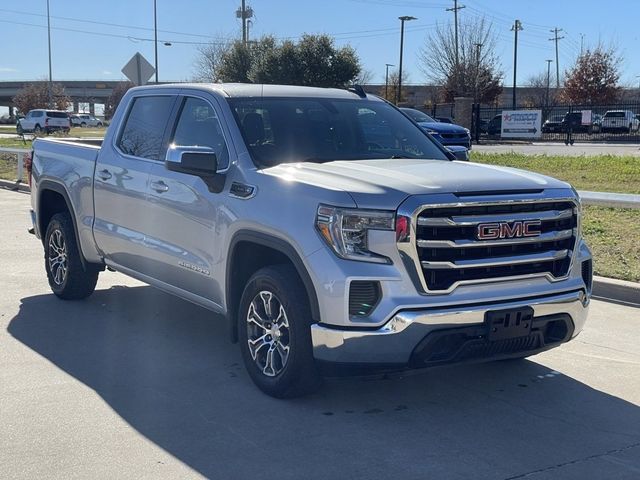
[401,108,437,123]
[229,98,449,167]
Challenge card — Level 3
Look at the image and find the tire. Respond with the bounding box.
[34,124,42,134]
[238,264,321,398]
[16,124,23,135]
[97,122,103,127]
[628,124,633,134]
[81,122,86,128]
[44,212,99,300]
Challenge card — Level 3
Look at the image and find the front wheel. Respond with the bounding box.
[44,212,99,299]
[238,265,321,398]
[34,124,42,134]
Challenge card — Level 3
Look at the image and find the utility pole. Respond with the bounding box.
[247,19,252,43]
[397,16,417,105]
[385,63,394,100]
[46,0,52,107]
[473,42,482,103]
[446,0,465,93]
[511,19,523,109]
[236,1,254,45]
[545,59,553,108]
[153,0,158,83]
[549,27,564,87]
[580,33,585,56]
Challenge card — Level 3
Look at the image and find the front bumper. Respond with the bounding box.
[311,289,589,366]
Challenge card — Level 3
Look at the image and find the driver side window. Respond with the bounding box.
[172,97,230,170]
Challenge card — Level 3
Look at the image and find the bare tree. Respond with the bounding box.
[418,16,502,104]
[12,82,70,114]
[523,72,551,107]
[379,69,410,103]
[354,68,374,85]
[192,41,232,82]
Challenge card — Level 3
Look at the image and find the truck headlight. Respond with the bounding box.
[316,205,394,264]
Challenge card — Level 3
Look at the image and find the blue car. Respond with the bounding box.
[401,108,471,149]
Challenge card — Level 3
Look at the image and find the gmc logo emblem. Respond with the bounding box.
[477,220,542,240]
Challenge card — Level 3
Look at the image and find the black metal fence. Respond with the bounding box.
[472,101,640,144]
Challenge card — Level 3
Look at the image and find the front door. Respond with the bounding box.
[93,94,177,275]
[145,94,232,305]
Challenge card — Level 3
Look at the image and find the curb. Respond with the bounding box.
[593,276,640,306]
[0,179,29,193]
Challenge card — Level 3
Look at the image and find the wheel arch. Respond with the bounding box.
[226,230,321,343]
[37,180,89,270]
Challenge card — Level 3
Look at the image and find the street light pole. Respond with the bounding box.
[397,16,417,105]
[46,0,52,107]
[385,63,394,100]
[511,19,523,109]
[154,0,159,83]
[546,59,553,108]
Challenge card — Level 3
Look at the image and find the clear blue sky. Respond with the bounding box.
[1,0,639,87]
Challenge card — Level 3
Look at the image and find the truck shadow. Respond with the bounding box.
[8,285,640,479]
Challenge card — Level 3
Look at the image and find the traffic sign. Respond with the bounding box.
[121,52,155,86]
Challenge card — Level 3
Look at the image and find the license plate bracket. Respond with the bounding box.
[485,307,534,341]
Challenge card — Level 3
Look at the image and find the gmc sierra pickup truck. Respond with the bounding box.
[29,84,592,398]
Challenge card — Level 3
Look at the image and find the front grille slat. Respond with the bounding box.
[414,200,578,292]
[421,249,569,270]
[418,208,574,227]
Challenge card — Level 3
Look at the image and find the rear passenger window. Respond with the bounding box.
[118,96,175,160]
[172,97,230,169]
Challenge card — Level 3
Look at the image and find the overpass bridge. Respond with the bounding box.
[0,80,123,116]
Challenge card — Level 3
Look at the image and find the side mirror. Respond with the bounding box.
[165,145,218,176]
[446,145,469,161]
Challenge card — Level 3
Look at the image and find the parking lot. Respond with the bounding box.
[1,187,640,479]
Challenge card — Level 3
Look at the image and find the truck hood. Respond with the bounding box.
[265,159,570,209]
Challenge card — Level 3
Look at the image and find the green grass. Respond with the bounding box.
[582,206,640,282]
[470,153,640,194]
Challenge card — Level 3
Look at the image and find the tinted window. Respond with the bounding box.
[229,98,448,167]
[31,111,44,118]
[604,112,625,118]
[172,97,230,169]
[118,96,175,160]
[46,111,68,118]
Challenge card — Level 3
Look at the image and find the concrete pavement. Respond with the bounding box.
[1,188,640,479]
[474,142,640,156]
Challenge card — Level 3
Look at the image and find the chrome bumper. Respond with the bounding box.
[311,290,589,365]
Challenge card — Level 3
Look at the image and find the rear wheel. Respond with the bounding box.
[44,212,99,299]
[34,124,42,134]
[238,265,321,398]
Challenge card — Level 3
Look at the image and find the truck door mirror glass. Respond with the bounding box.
[165,145,218,176]
[446,145,469,161]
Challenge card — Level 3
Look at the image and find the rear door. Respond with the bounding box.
[144,93,232,304]
[93,93,178,275]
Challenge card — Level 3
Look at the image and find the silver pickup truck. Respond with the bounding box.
[29,84,592,397]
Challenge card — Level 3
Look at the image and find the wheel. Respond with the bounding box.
[16,124,23,135]
[44,212,99,300]
[238,265,321,398]
[570,139,575,145]
[81,122,86,128]
[628,124,633,134]
[97,121,103,127]
[63,128,70,134]
[34,124,42,134]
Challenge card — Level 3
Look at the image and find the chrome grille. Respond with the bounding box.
[414,200,578,292]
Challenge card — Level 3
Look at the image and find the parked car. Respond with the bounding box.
[487,114,502,135]
[601,110,639,133]
[17,109,70,135]
[70,114,104,127]
[29,83,592,398]
[401,108,471,149]
[542,115,564,133]
[435,117,454,124]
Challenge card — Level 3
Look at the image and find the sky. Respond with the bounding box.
[1,0,639,88]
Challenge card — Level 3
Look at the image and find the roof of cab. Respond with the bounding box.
[132,82,380,101]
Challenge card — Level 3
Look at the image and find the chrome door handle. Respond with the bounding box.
[97,169,112,180]
[151,180,169,193]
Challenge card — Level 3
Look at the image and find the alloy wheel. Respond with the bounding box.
[246,291,291,377]
[48,229,68,286]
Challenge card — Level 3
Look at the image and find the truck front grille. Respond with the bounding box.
[414,200,578,292]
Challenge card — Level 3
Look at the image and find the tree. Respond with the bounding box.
[104,81,134,119]
[561,45,622,104]
[523,72,553,107]
[193,34,361,88]
[12,82,70,114]
[418,16,503,104]
[378,69,410,103]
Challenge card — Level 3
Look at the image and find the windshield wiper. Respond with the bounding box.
[389,153,414,159]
